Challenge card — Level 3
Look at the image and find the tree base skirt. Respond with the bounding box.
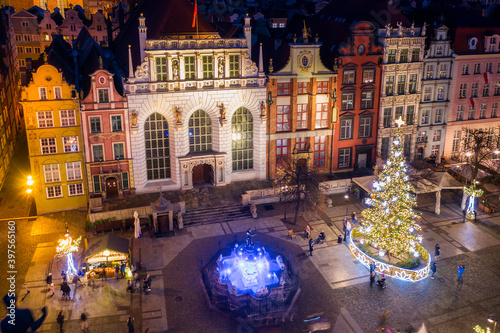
[348,232,431,282]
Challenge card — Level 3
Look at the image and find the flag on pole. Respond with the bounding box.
[469,97,475,109]
[192,0,197,28]
[483,72,489,84]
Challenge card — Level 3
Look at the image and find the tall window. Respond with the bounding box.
[381,137,390,160]
[339,118,353,139]
[89,116,101,133]
[43,163,60,183]
[46,186,62,198]
[397,75,406,95]
[360,91,373,108]
[492,102,498,118]
[122,172,129,190]
[317,81,329,94]
[421,110,429,124]
[229,55,239,78]
[436,45,443,56]
[473,63,481,74]
[277,105,290,132]
[314,136,326,167]
[39,87,47,100]
[60,110,76,126]
[359,117,372,138]
[495,82,500,96]
[424,87,432,101]
[468,105,475,120]
[404,134,412,157]
[277,82,290,95]
[295,137,307,150]
[399,49,408,63]
[276,139,288,168]
[437,86,444,100]
[111,115,122,132]
[41,138,56,154]
[387,49,396,63]
[54,86,62,99]
[93,175,101,193]
[189,110,212,152]
[439,64,447,78]
[185,56,195,79]
[433,129,442,141]
[338,147,351,168]
[480,103,487,118]
[113,143,124,160]
[406,106,415,125]
[98,88,109,103]
[145,113,171,179]
[483,84,490,97]
[395,106,404,120]
[298,82,308,94]
[156,57,167,81]
[462,64,469,75]
[66,162,82,180]
[409,74,417,93]
[68,183,84,196]
[411,48,420,61]
[426,65,434,79]
[383,108,392,128]
[63,136,79,152]
[315,103,328,129]
[362,69,374,83]
[385,76,394,95]
[232,108,253,171]
[431,145,440,157]
[297,104,308,129]
[92,145,103,161]
[37,111,54,128]
[486,62,493,73]
[341,91,355,110]
[434,109,443,123]
[202,55,213,79]
[459,84,467,98]
[471,83,479,97]
[343,70,356,84]
[456,105,464,121]
[452,131,461,153]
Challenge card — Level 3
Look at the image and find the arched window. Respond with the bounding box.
[231,107,253,170]
[189,110,212,152]
[144,113,170,180]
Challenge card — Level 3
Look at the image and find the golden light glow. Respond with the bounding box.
[103,250,110,257]
[394,116,405,127]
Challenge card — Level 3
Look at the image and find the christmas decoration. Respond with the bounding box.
[464,183,484,218]
[56,235,81,276]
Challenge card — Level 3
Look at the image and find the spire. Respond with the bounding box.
[138,13,147,61]
[258,43,264,77]
[128,45,133,78]
[302,20,309,44]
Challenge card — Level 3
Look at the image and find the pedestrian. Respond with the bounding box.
[134,271,140,290]
[120,262,126,278]
[369,261,376,273]
[435,244,440,259]
[72,274,80,301]
[80,312,89,332]
[304,224,311,239]
[462,209,466,223]
[127,317,135,333]
[430,262,437,279]
[115,264,120,279]
[143,274,152,294]
[126,280,133,292]
[60,282,71,300]
[343,218,348,241]
[61,270,67,283]
[457,265,465,283]
[46,273,52,291]
[473,210,477,222]
[352,211,357,224]
[101,267,107,281]
[370,272,375,287]
[346,221,352,243]
[57,311,65,333]
[48,282,55,297]
[309,238,314,256]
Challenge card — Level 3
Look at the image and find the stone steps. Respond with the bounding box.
[183,204,252,225]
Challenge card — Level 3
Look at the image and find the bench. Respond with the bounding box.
[287,230,296,239]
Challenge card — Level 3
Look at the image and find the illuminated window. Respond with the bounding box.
[189,110,212,152]
[63,136,79,152]
[145,113,171,179]
[315,103,328,129]
[314,136,326,167]
[66,162,82,180]
[37,111,54,128]
[231,107,253,171]
[68,183,84,196]
[276,105,290,132]
[297,104,308,129]
[46,185,62,198]
[60,109,76,126]
[44,163,60,183]
[276,139,288,168]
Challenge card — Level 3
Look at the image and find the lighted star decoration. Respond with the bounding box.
[395,116,405,127]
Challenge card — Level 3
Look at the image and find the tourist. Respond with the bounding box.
[80,313,89,332]
[1,295,47,333]
[370,272,375,287]
[46,273,52,291]
[370,261,376,273]
[309,239,314,256]
[126,280,134,293]
[343,218,348,241]
[431,263,437,279]
[61,270,67,283]
[143,274,152,294]
[435,244,440,259]
[346,221,352,243]
[48,283,54,298]
[115,264,120,279]
[127,317,135,333]
[304,225,311,239]
[352,211,357,224]
[377,274,386,289]
[120,262,126,278]
[317,230,326,244]
[57,311,65,333]
[457,265,465,283]
[60,282,71,301]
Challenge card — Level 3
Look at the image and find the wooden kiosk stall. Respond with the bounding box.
[85,234,130,279]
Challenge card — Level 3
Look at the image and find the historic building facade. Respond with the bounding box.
[376,23,426,161]
[80,68,132,200]
[417,25,454,161]
[444,27,500,159]
[267,26,337,178]
[11,9,41,85]
[21,64,87,214]
[126,15,266,193]
[336,21,383,171]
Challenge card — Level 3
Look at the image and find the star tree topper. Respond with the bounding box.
[395,116,405,128]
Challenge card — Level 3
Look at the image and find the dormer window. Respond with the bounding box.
[436,45,443,56]
[468,37,478,50]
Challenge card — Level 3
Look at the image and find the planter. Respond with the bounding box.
[85,227,97,235]
[112,220,122,231]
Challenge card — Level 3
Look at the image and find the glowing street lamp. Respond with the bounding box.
[26,175,34,193]
[488,314,497,333]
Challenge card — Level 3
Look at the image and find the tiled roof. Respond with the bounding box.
[452,26,500,54]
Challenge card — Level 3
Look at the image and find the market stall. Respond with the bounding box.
[84,234,130,279]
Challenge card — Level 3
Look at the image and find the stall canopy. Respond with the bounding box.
[85,234,130,264]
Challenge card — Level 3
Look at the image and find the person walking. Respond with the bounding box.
[435,244,440,259]
[462,209,466,223]
[115,264,120,279]
[126,280,133,293]
[127,317,135,333]
[60,282,71,301]
[57,311,65,333]
[309,239,314,256]
[61,271,67,283]
[370,272,375,287]
[457,265,465,283]
[304,225,311,239]
[48,282,54,298]
[46,273,52,291]
[430,262,437,279]
[346,221,352,243]
[343,218,348,242]
[369,261,376,273]
[351,211,357,224]
[120,262,126,279]
[80,312,89,333]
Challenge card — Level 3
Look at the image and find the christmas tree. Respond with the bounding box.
[361,118,423,257]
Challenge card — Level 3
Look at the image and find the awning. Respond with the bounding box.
[352,175,376,193]
[85,234,130,263]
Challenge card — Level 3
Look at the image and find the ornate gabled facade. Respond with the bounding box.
[11,9,41,85]
[267,25,337,178]
[21,64,87,214]
[417,25,453,161]
[377,23,426,161]
[126,13,266,193]
[336,21,383,172]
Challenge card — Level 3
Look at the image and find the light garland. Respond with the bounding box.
[56,235,81,276]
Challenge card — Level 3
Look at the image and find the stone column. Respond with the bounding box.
[435,190,441,215]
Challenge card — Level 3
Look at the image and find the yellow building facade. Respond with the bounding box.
[21,64,87,214]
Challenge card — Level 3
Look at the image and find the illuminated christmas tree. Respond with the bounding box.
[361,118,423,258]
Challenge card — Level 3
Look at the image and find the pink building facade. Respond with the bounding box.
[80,68,133,200]
[444,27,500,158]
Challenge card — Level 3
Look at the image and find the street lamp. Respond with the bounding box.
[488,314,497,333]
[344,190,350,219]
[26,175,34,193]
[281,185,289,222]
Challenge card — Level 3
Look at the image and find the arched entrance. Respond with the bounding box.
[416,147,424,160]
[106,177,119,197]
[296,158,308,173]
[192,164,213,185]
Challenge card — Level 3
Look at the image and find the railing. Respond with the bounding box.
[146,38,247,50]
[416,136,428,143]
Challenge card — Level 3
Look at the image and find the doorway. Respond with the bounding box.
[417,147,424,160]
[192,164,213,185]
[296,158,308,173]
[105,177,118,197]
[357,153,367,169]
